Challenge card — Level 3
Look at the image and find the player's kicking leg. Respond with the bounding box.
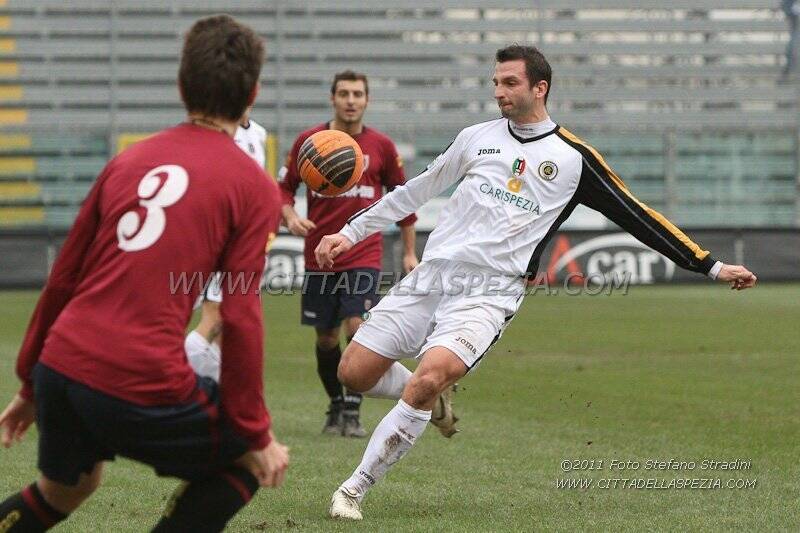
[330,344,464,520]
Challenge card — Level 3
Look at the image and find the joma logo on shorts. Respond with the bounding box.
[455,336,477,355]
[477,148,501,155]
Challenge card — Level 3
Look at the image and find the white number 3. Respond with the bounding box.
[117,164,189,251]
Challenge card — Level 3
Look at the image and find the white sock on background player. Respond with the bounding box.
[364,362,412,400]
[340,399,430,500]
[184,331,221,381]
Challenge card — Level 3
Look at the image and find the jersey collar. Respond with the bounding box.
[507,119,559,144]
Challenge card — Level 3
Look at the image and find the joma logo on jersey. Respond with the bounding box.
[477,148,501,155]
[479,182,540,214]
[455,336,477,355]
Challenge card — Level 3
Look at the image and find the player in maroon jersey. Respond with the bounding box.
[278,71,419,437]
[0,15,288,532]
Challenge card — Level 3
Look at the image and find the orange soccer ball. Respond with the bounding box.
[297,130,364,197]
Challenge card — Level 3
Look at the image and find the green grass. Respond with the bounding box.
[1,285,799,531]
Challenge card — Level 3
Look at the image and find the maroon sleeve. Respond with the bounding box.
[381,139,417,227]
[16,166,107,400]
[218,181,278,450]
[278,136,304,207]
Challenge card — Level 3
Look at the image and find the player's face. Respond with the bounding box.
[493,60,547,121]
[331,80,368,125]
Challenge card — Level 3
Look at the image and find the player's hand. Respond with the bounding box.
[402,252,419,274]
[0,394,35,448]
[315,233,354,269]
[286,216,316,237]
[237,436,290,488]
[716,264,757,291]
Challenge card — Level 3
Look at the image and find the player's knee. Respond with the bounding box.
[73,476,101,502]
[337,350,372,392]
[39,468,102,512]
[75,463,103,497]
[337,358,362,391]
[405,372,444,405]
[316,329,340,351]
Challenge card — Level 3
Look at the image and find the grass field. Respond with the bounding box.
[1,285,798,531]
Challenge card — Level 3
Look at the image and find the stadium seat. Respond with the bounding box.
[0,1,795,229]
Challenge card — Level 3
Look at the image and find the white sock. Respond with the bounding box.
[185,330,221,381]
[364,362,412,400]
[340,399,430,500]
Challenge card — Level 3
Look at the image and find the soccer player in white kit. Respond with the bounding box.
[317,45,758,520]
[184,108,268,380]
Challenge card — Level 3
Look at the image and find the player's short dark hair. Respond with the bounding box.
[179,15,264,121]
[331,70,369,96]
[495,44,552,103]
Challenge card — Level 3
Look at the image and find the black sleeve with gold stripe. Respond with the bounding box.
[557,128,717,275]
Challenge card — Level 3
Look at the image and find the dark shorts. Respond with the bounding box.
[34,363,250,486]
[301,268,380,329]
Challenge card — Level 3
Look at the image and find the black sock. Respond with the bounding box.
[316,343,343,400]
[151,467,259,533]
[0,483,68,532]
[343,391,362,412]
[342,336,363,412]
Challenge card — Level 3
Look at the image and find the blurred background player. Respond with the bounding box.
[0,15,288,532]
[318,45,758,520]
[184,105,269,380]
[278,70,419,438]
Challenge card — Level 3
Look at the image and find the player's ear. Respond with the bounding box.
[535,80,548,100]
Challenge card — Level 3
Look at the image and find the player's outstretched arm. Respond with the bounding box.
[315,233,354,269]
[563,130,756,286]
[716,264,757,290]
[342,127,474,246]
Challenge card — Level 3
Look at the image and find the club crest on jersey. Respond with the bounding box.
[511,157,526,176]
[507,157,526,192]
[538,160,558,181]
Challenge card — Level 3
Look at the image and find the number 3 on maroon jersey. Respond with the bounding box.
[117,164,189,252]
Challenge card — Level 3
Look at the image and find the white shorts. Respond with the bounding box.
[352,259,525,371]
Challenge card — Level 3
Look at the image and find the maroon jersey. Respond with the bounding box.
[278,123,417,271]
[16,124,281,450]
